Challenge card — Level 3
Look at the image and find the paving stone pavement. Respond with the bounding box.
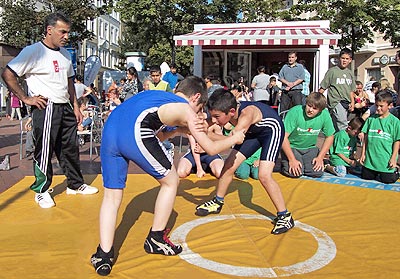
[0,115,190,194]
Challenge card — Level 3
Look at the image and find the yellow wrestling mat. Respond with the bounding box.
[0,174,399,279]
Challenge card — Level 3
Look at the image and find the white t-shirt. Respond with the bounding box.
[74,83,88,99]
[7,41,74,103]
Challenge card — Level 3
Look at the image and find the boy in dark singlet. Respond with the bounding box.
[195,88,294,235]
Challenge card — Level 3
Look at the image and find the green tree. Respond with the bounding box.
[0,0,104,48]
[117,0,241,74]
[289,0,400,53]
[239,0,287,22]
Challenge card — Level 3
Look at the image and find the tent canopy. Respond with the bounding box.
[174,20,340,47]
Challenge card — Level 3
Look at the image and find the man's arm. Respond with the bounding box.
[1,67,47,109]
[68,77,83,124]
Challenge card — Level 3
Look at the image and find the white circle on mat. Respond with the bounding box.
[170,214,336,277]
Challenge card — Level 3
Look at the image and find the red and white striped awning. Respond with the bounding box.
[174,24,340,47]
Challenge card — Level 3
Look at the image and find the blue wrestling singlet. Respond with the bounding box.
[101,90,188,188]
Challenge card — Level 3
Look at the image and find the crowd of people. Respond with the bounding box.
[0,11,399,277]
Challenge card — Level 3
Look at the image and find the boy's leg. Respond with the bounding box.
[207,156,224,178]
[280,148,303,178]
[302,147,324,177]
[144,167,182,255]
[379,170,399,184]
[234,162,251,179]
[99,188,124,252]
[259,160,294,234]
[176,157,193,178]
[152,168,179,231]
[195,150,246,216]
[331,103,349,132]
[250,165,259,180]
[361,166,378,180]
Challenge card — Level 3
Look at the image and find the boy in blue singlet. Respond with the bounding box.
[195,88,295,235]
[91,76,245,276]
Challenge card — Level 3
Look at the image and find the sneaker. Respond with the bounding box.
[0,155,10,171]
[167,143,175,158]
[91,245,114,276]
[34,189,55,208]
[66,184,99,195]
[195,197,224,216]
[271,212,295,235]
[144,228,182,255]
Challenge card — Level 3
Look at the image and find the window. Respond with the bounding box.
[99,20,103,38]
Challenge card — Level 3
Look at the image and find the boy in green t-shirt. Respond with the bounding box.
[325,117,364,177]
[360,91,400,184]
[234,148,261,180]
[281,92,335,178]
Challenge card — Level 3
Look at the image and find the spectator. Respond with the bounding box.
[74,74,91,99]
[279,51,305,112]
[162,63,179,90]
[149,65,172,92]
[319,48,356,131]
[280,92,335,178]
[361,82,381,120]
[267,76,281,107]
[298,60,311,104]
[177,134,224,179]
[251,65,270,104]
[120,66,143,100]
[24,117,35,158]
[234,148,261,180]
[10,91,22,120]
[350,81,370,118]
[325,117,364,177]
[205,74,223,97]
[360,91,400,184]
[1,12,98,208]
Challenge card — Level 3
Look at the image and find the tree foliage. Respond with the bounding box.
[289,0,400,52]
[0,0,104,48]
[116,0,241,75]
[239,0,287,22]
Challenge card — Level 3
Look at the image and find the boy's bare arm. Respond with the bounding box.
[233,105,262,132]
[389,141,399,169]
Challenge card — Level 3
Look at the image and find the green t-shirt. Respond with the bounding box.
[361,113,400,173]
[284,105,335,149]
[329,129,357,167]
[319,66,356,109]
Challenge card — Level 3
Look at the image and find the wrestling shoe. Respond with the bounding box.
[144,228,182,255]
[195,197,224,216]
[271,212,294,235]
[34,189,55,208]
[91,245,114,276]
[66,184,99,195]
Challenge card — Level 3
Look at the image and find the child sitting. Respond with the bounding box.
[360,91,400,184]
[325,117,364,177]
[77,97,92,132]
[281,92,335,178]
[234,148,261,180]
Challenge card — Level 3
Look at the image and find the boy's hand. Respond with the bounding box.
[289,159,302,176]
[232,129,246,144]
[388,158,397,169]
[196,168,206,178]
[312,157,324,172]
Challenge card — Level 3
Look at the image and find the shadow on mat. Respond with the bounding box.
[177,178,273,218]
[113,185,178,262]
